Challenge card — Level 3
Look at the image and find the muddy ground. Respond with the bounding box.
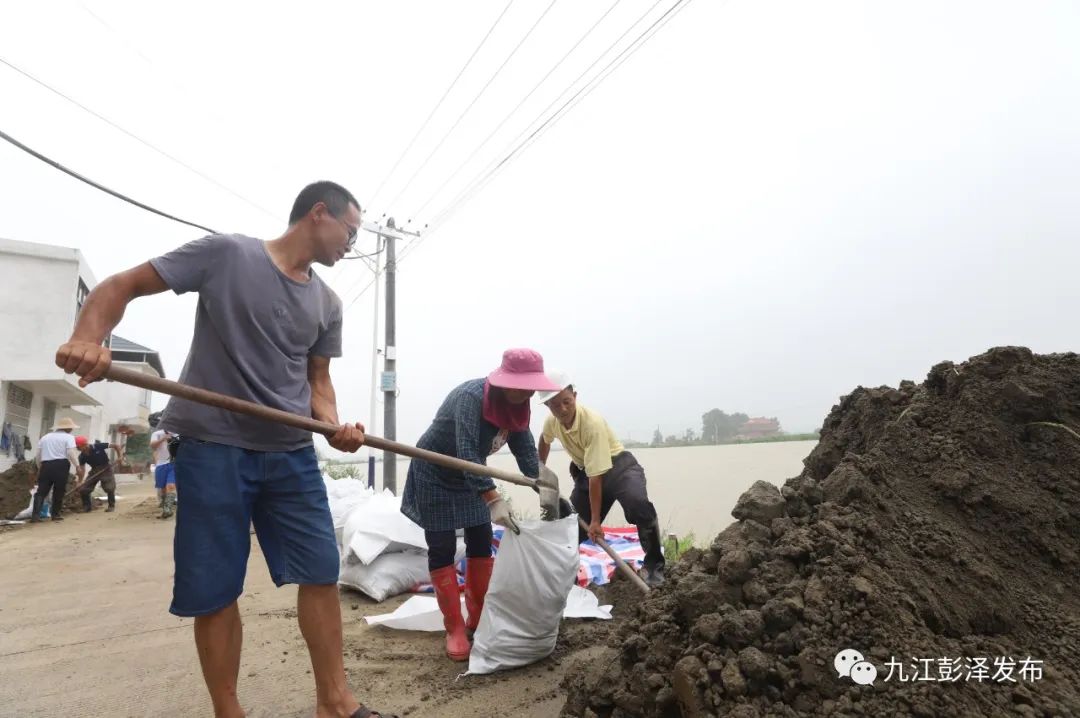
[0,478,628,717]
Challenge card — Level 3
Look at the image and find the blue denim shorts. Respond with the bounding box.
[170,439,339,617]
[153,463,175,489]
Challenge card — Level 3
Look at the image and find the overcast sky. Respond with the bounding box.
[2,0,1078,455]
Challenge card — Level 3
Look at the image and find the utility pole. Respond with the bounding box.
[356,216,420,494]
[366,235,381,490]
[382,218,398,494]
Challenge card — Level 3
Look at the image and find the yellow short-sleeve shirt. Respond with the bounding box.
[542,404,625,477]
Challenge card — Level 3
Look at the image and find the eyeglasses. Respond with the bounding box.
[332,214,359,248]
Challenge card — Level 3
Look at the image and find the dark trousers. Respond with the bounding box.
[569,452,664,570]
[80,466,116,509]
[425,523,493,572]
[35,460,70,518]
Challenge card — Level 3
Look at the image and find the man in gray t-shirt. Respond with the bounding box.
[56,182,397,718]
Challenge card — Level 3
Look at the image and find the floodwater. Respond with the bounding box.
[382,440,817,545]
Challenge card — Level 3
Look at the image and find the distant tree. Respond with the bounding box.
[684,428,697,443]
[665,434,677,445]
[125,433,150,463]
[702,409,750,443]
[651,428,664,447]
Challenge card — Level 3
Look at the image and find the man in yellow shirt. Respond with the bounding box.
[537,374,665,587]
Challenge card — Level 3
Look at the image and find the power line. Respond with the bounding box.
[367,0,516,210]
[0,127,217,233]
[0,55,282,222]
[340,248,384,260]
[423,0,694,239]
[338,0,697,307]
[334,222,419,308]
[424,0,668,231]
[382,0,559,214]
[410,0,624,219]
[395,0,690,267]
[343,273,380,312]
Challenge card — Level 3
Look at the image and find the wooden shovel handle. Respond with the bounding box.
[104,366,539,489]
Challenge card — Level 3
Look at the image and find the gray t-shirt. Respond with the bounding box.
[150,234,342,452]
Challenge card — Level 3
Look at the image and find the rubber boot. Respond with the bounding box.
[105,491,116,512]
[637,520,666,587]
[430,565,470,661]
[464,556,495,637]
[81,491,93,513]
[30,492,45,523]
[161,491,176,519]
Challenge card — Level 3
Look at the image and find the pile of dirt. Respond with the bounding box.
[562,347,1080,717]
[0,462,89,519]
[0,461,37,518]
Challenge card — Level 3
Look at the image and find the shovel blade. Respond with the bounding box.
[537,465,562,521]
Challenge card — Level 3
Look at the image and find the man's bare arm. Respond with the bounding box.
[538,437,551,464]
[57,263,169,385]
[308,356,365,453]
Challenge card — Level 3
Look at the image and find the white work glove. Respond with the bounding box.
[486,496,520,535]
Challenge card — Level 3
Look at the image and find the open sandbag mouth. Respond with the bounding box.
[562,346,1080,717]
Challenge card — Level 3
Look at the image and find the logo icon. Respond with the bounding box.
[835,648,878,686]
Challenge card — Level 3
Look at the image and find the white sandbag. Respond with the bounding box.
[342,490,426,565]
[368,583,608,633]
[467,515,579,675]
[323,477,374,544]
[563,585,613,620]
[13,489,35,521]
[366,595,464,632]
[339,550,431,602]
[329,484,372,512]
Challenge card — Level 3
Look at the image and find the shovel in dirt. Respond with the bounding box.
[103,366,650,592]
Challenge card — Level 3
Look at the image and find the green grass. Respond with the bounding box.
[324,463,363,480]
[728,433,820,445]
[639,433,820,449]
[663,531,697,559]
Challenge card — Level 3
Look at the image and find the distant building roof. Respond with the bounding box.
[110,336,155,353]
[110,334,165,378]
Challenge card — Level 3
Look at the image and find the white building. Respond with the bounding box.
[0,238,164,472]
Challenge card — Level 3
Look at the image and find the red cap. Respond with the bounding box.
[75,436,89,448]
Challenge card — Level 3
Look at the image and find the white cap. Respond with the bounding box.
[535,370,572,404]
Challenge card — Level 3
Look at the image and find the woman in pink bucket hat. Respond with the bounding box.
[400,348,562,662]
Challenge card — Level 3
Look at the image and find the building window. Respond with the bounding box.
[76,278,90,319]
[5,384,33,437]
[140,388,152,409]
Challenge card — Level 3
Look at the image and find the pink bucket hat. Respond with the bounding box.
[487,348,564,392]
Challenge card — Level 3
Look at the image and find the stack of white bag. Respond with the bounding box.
[325,477,457,603]
[323,476,374,546]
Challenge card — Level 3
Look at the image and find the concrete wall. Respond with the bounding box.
[53,407,92,436]
[0,251,78,379]
[0,238,99,446]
